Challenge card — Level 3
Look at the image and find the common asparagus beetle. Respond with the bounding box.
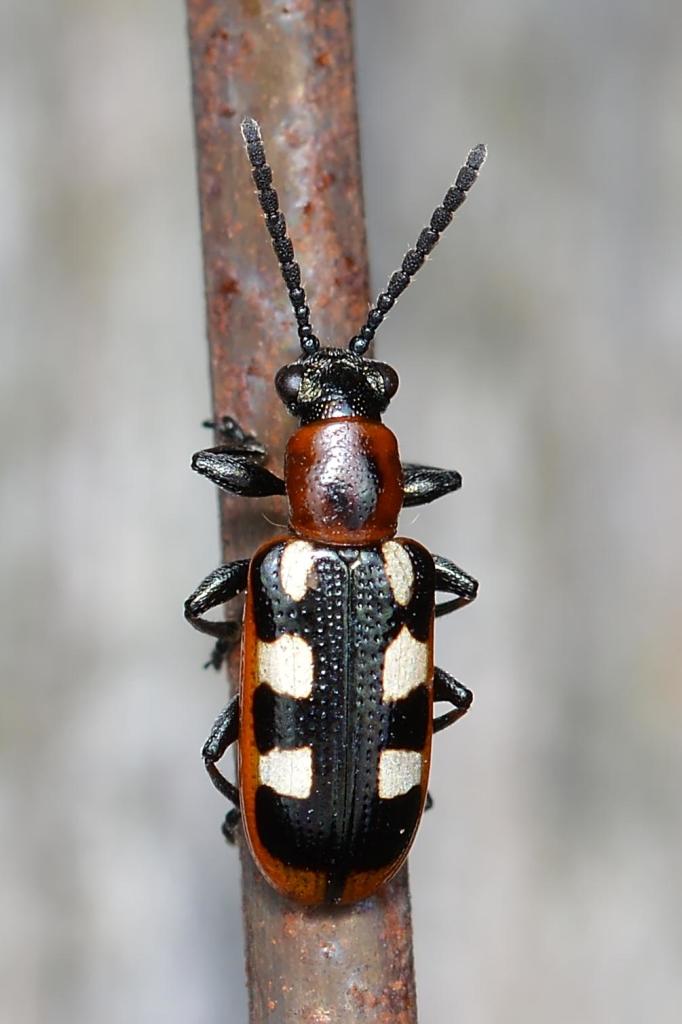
[185,118,486,905]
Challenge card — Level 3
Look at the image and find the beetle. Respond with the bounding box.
[185,117,485,905]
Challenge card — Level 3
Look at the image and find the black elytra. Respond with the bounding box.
[185,117,486,904]
[249,540,433,902]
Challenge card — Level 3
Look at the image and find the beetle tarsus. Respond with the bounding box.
[222,808,242,845]
[202,415,268,459]
[204,637,234,672]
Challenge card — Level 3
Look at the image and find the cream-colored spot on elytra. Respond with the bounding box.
[280,540,317,601]
[382,541,414,606]
[378,749,423,799]
[382,626,428,701]
[259,747,313,799]
[258,634,313,698]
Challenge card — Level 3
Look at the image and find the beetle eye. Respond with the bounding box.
[377,363,399,400]
[275,364,304,406]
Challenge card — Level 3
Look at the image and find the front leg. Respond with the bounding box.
[185,559,249,669]
[193,415,285,497]
[402,463,462,507]
[434,554,478,618]
[192,448,285,498]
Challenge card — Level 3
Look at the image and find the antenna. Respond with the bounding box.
[348,143,487,356]
[241,117,320,356]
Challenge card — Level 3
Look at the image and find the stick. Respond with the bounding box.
[185,2,419,1020]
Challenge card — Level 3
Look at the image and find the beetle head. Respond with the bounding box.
[275,347,399,424]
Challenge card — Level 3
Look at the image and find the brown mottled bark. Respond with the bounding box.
[185,2,419,1020]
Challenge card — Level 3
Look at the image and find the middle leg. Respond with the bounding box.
[202,695,242,844]
[434,554,478,618]
[184,559,249,670]
[433,665,473,733]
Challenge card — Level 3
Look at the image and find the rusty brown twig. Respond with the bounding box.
[185,2,418,1021]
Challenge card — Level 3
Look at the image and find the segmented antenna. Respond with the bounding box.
[348,143,487,356]
[241,117,320,356]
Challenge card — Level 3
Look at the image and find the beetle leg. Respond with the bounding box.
[185,560,249,669]
[221,808,242,845]
[402,463,462,507]
[434,554,478,618]
[193,417,284,496]
[432,665,473,733]
[192,447,285,498]
[203,695,240,809]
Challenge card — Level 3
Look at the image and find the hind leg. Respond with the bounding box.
[202,696,241,843]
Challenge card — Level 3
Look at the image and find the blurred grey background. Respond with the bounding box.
[2,2,681,1022]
